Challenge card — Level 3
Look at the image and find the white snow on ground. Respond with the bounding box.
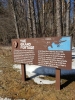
[0,97,11,100]
[72,59,75,69]
[13,64,56,84]
[0,98,25,100]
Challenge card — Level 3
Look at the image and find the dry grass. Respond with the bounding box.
[0,46,75,100]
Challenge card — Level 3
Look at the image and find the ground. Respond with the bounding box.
[0,46,75,100]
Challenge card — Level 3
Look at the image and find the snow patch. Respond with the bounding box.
[13,64,56,84]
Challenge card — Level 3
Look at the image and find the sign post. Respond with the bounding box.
[56,68,61,90]
[12,36,72,90]
[21,64,26,81]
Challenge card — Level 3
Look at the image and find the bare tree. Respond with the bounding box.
[27,0,32,37]
[66,0,70,36]
[35,0,42,37]
[56,0,62,36]
[42,0,45,36]
[30,0,36,37]
[11,0,19,38]
[62,0,67,36]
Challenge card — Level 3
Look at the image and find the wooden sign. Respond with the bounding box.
[12,37,72,70]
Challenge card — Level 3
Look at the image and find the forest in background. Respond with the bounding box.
[0,0,75,46]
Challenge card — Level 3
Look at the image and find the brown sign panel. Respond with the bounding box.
[12,37,72,70]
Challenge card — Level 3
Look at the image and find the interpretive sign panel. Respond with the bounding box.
[12,37,72,70]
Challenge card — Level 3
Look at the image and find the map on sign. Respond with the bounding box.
[48,37,71,51]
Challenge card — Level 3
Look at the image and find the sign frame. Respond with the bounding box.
[12,36,72,90]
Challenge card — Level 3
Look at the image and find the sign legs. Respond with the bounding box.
[56,68,61,90]
[21,64,61,90]
[21,64,26,81]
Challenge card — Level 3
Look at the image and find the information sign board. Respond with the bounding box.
[12,37,72,70]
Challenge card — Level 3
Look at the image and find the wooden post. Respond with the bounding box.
[21,64,26,81]
[56,68,61,90]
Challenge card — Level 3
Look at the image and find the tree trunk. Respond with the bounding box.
[27,0,32,37]
[19,0,27,38]
[42,0,45,36]
[66,0,70,36]
[56,0,62,36]
[62,0,66,36]
[73,0,75,46]
[30,0,36,38]
[51,0,55,36]
[36,0,42,37]
[11,0,19,38]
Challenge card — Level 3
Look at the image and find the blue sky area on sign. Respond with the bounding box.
[48,37,71,51]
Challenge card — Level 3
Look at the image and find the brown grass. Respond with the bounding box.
[0,46,75,100]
